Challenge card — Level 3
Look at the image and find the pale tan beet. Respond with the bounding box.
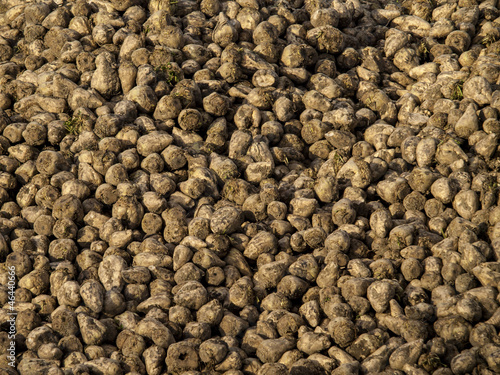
[4,0,500,373]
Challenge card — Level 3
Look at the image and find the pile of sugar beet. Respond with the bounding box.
[2,0,500,374]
